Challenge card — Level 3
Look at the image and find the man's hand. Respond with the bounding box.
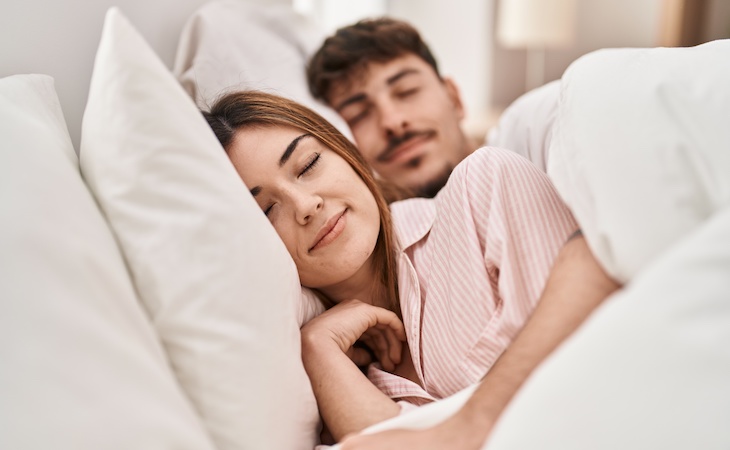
[339,413,486,450]
[340,428,445,450]
[301,299,405,371]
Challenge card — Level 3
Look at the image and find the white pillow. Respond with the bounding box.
[483,40,730,450]
[547,40,730,283]
[0,74,215,449]
[487,206,730,450]
[80,9,319,450]
[173,0,352,139]
[486,79,560,173]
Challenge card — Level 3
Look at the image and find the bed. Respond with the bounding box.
[2,1,729,449]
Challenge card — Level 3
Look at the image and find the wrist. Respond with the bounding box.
[423,407,492,450]
[301,328,341,360]
[445,403,494,448]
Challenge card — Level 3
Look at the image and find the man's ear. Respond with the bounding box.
[443,77,466,121]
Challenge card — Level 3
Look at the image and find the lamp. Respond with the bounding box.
[497,0,577,91]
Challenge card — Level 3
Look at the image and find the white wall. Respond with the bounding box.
[1,0,215,149]
[492,0,663,106]
[4,0,690,148]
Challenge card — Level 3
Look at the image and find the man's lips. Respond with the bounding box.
[309,209,347,252]
[377,131,435,164]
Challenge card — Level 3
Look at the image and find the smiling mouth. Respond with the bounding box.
[309,209,347,252]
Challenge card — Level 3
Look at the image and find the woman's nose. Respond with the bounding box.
[293,190,323,225]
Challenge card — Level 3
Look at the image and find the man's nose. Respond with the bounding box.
[378,100,408,137]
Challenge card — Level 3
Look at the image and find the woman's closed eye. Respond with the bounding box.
[261,153,321,218]
[299,152,321,177]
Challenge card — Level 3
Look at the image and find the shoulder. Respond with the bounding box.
[445,146,547,194]
[388,148,552,248]
[437,146,568,227]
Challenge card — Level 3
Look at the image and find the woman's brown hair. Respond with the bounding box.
[202,90,401,315]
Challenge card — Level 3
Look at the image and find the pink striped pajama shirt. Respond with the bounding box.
[368,146,578,409]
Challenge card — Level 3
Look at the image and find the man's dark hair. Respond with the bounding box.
[307,17,440,102]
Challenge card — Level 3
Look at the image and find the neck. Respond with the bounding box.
[464,131,481,156]
[318,259,389,310]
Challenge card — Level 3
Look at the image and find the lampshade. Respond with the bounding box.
[497,0,577,48]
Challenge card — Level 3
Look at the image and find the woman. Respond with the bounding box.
[203,91,579,443]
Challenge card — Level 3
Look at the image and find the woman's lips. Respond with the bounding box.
[309,209,347,252]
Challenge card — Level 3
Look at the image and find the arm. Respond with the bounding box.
[300,299,406,441]
[340,233,620,449]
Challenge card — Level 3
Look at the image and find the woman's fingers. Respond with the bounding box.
[301,299,406,368]
[361,327,403,372]
[383,326,403,365]
[368,329,389,360]
[352,302,406,371]
[359,334,391,371]
[367,307,406,341]
[347,346,373,367]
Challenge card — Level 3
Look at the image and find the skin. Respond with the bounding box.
[227,124,382,301]
[327,53,476,197]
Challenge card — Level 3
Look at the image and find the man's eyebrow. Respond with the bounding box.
[335,68,421,112]
[386,68,419,85]
[279,133,310,167]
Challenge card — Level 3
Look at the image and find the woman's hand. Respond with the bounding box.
[300,300,406,439]
[301,299,406,371]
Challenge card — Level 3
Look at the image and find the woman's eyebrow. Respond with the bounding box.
[249,133,311,198]
[279,133,310,167]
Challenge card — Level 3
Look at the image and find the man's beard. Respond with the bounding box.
[413,164,453,198]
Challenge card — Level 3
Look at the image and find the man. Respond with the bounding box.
[307,18,479,198]
[307,17,560,199]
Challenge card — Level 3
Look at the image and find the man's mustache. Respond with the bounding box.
[377,130,434,163]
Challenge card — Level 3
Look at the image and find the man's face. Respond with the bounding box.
[327,53,470,197]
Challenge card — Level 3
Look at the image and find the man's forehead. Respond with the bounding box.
[326,54,437,106]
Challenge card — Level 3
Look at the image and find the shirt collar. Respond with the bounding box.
[390,198,437,250]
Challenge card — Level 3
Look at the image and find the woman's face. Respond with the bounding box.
[227,124,381,290]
